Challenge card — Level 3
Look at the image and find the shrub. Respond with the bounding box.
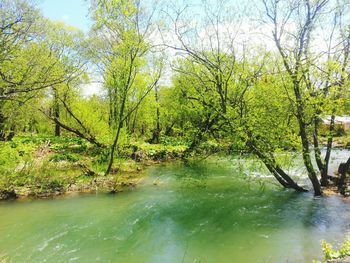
[49,153,80,163]
[313,237,350,263]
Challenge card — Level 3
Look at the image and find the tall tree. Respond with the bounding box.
[262,0,332,195]
[165,0,306,191]
[312,1,350,186]
[89,0,162,175]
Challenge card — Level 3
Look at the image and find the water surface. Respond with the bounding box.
[1,159,350,263]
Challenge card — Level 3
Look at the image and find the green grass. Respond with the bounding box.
[0,134,188,199]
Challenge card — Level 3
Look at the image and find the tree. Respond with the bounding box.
[89,0,162,175]
[0,1,88,141]
[163,1,242,152]
[149,84,161,144]
[312,1,350,186]
[164,0,307,191]
[261,0,333,196]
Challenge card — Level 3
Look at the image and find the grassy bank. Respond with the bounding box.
[0,135,188,200]
[1,132,349,200]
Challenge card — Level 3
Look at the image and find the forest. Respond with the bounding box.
[0,0,350,262]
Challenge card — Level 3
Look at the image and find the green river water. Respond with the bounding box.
[1,157,350,263]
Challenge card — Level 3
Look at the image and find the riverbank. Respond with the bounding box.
[0,135,188,200]
[1,134,349,201]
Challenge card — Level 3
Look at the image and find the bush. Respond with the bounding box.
[49,153,80,163]
[313,237,350,262]
[159,136,189,146]
[0,140,35,172]
[43,179,64,191]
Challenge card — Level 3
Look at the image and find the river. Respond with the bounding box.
[1,156,350,262]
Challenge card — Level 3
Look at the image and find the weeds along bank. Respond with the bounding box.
[0,135,189,200]
[1,133,350,200]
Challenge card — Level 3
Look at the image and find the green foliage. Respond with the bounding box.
[0,133,190,199]
[128,142,187,161]
[49,153,80,163]
[159,136,190,146]
[0,139,35,171]
[313,237,350,262]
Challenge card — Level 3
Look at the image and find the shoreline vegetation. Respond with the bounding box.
[0,135,190,200]
[1,134,349,201]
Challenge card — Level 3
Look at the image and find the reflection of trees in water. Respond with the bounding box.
[176,158,272,190]
[174,162,210,189]
[301,197,350,232]
[135,162,350,256]
[275,193,350,233]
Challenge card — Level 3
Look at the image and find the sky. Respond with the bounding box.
[39,0,91,32]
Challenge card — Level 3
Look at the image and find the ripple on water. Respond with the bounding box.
[37,231,68,252]
[1,157,350,263]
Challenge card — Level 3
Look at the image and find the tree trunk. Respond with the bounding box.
[49,116,105,147]
[294,84,322,196]
[313,117,325,178]
[105,93,127,176]
[249,141,307,192]
[0,112,6,141]
[322,115,335,186]
[165,121,176,136]
[338,157,350,195]
[301,129,322,196]
[313,114,335,187]
[53,88,61,137]
[54,110,60,137]
[149,86,161,144]
[7,125,15,141]
[131,107,138,133]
